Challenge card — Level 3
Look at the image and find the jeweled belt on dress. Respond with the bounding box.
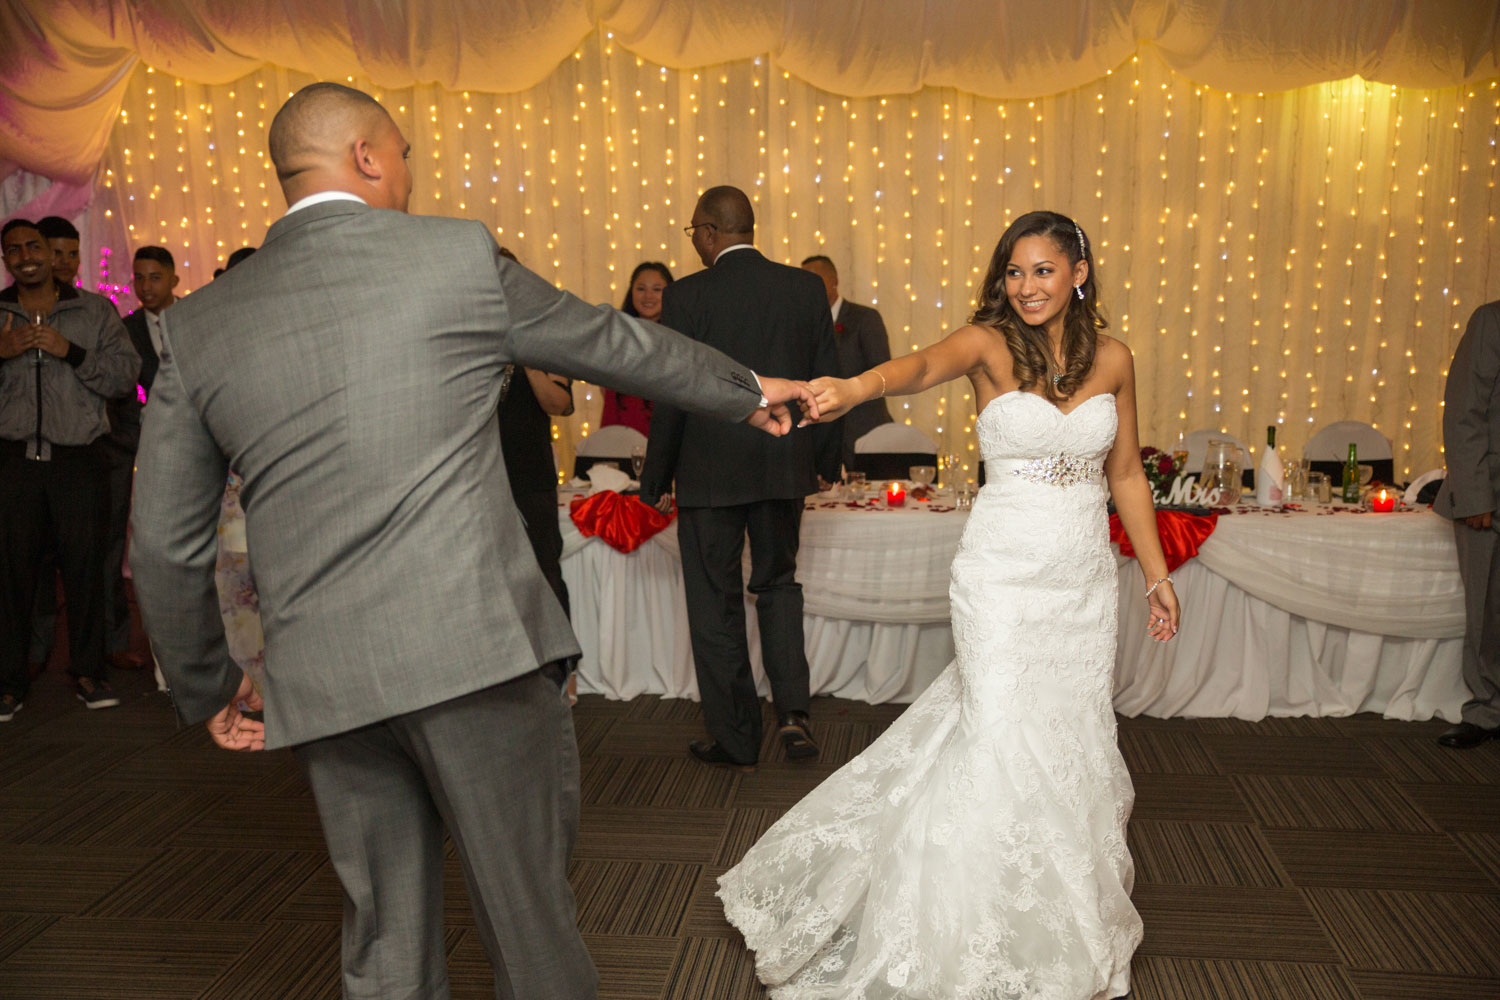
[986,455,1104,488]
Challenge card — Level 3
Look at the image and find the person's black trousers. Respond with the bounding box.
[677,499,810,763]
[0,440,110,701]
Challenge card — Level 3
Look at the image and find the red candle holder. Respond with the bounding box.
[885,481,907,507]
[1371,488,1395,512]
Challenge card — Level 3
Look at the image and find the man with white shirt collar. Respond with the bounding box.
[128,83,823,1000]
[641,185,842,771]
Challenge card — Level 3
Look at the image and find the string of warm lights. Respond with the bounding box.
[92,35,1498,480]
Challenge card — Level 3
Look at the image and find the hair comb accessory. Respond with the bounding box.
[1074,222,1087,258]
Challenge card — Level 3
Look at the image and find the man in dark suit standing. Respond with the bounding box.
[130,85,820,1000]
[641,186,841,770]
[1435,299,1500,749]
[93,246,173,671]
[801,255,894,474]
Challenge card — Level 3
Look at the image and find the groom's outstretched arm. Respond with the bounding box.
[482,227,815,427]
[129,326,243,729]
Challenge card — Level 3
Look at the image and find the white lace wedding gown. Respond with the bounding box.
[718,390,1140,1000]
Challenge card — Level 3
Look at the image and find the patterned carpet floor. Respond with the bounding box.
[4,657,1500,999]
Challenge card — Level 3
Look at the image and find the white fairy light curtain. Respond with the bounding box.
[91,33,1500,480]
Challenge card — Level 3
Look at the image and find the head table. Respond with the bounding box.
[556,489,1468,721]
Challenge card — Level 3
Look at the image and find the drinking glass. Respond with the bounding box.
[847,471,867,497]
[1307,471,1331,504]
[630,445,645,478]
[1199,439,1241,505]
[939,451,958,484]
[956,480,977,509]
[909,465,936,488]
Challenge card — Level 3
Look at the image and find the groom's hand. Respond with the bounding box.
[206,671,266,751]
[745,376,821,436]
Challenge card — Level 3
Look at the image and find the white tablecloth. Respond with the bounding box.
[557,493,1469,721]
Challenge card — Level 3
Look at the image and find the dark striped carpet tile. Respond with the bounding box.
[582,756,740,809]
[196,920,342,1000]
[8,789,223,848]
[93,745,285,792]
[169,794,327,851]
[0,913,55,963]
[1348,969,1500,1000]
[0,740,141,791]
[1396,781,1500,832]
[7,844,150,914]
[245,754,314,798]
[1186,715,1349,738]
[0,917,263,1000]
[1118,729,1222,775]
[84,847,324,921]
[1303,888,1500,977]
[1260,829,1490,891]
[1129,773,1255,824]
[1127,956,1360,1000]
[574,806,728,862]
[1330,713,1451,739]
[714,808,785,867]
[36,699,178,744]
[269,859,343,922]
[623,696,704,723]
[728,762,843,810]
[598,719,713,757]
[572,711,621,759]
[446,928,496,1000]
[1231,775,1439,831]
[1453,833,1500,889]
[569,859,701,936]
[1127,821,1288,888]
[660,936,767,1000]
[579,934,681,1000]
[1130,884,1341,962]
[681,864,738,938]
[1363,737,1500,784]
[1199,735,1386,778]
[0,740,77,790]
[806,697,905,726]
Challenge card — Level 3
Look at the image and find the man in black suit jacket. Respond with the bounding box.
[801,255,894,473]
[641,186,841,769]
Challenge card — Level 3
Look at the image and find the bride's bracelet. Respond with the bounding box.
[867,369,887,398]
[1144,576,1173,598]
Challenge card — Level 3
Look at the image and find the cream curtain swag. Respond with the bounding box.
[3,0,1498,181]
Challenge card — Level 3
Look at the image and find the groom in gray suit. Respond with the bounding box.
[1435,299,1500,749]
[129,83,819,1000]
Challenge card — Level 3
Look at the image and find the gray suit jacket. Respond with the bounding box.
[1435,300,1500,524]
[833,299,894,463]
[130,200,762,748]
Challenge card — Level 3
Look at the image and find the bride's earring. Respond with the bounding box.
[1075,285,1085,301]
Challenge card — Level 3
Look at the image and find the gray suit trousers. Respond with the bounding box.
[1454,520,1500,728]
[293,668,596,1000]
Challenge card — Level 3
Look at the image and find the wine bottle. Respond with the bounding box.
[1341,442,1360,503]
[1256,425,1283,506]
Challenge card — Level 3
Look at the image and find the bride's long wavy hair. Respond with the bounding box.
[970,210,1107,402]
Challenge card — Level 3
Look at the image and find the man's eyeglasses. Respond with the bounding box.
[683,222,717,236]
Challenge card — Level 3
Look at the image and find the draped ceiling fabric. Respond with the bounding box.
[2,1,1499,476]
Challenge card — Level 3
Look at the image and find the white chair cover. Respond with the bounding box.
[853,423,938,454]
[1305,421,1393,461]
[575,424,646,457]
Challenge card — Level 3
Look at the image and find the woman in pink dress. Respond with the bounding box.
[601,262,673,435]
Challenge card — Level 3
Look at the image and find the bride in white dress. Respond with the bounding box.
[717,211,1181,1000]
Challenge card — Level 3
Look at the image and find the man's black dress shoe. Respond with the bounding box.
[1437,721,1500,749]
[689,740,756,772]
[778,712,820,760]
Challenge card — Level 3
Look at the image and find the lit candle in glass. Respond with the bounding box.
[885,481,907,507]
[1371,488,1395,512]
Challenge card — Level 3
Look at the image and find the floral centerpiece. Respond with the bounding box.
[1140,446,1183,505]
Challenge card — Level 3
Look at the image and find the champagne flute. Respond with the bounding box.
[630,445,645,479]
[29,310,45,366]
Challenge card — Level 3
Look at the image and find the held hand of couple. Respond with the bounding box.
[807,376,860,422]
[744,376,821,436]
[206,672,266,751]
[1146,581,1181,643]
